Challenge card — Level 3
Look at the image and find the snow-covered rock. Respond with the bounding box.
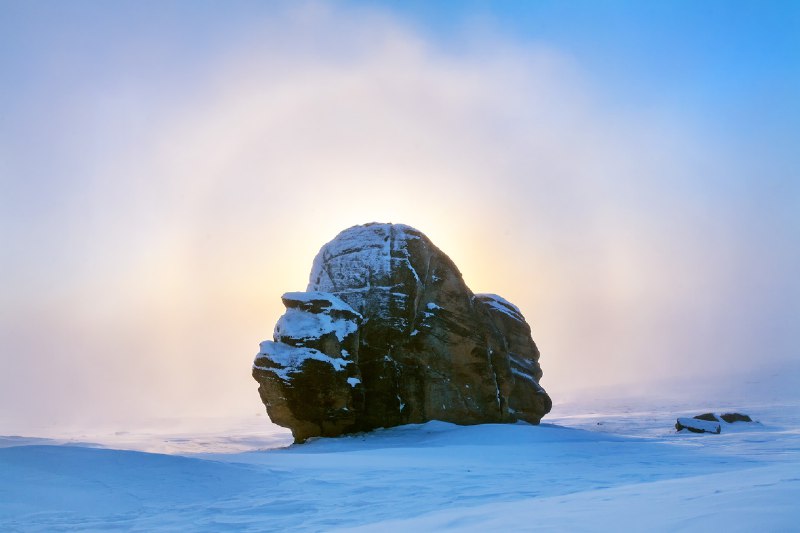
[674,412,754,435]
[253,223,551,443]
[253,292,363,442]
[676,417,722,434]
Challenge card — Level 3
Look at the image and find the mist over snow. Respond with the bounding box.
[0,2,798,435]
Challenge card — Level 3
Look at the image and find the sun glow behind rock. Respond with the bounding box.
[0,2,797,433]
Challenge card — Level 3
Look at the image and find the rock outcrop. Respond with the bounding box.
[253,223,552,442]
[719,412,752,423]
[675,412,754,434]
[676,417,721,434]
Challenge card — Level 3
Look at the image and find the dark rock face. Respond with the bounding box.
[253,223,551,442]
[693,413,719,422]
[720,412,752,423]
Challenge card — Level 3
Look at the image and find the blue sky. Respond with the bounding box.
[363,1,800,128]
[1,1,798,430]
[3,1,798,139]
[3,1,797,215]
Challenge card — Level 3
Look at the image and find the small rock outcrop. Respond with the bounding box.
[253,223,552,442]
[720,412,752,423]
[675,412,754,434]
[676,417,721,434]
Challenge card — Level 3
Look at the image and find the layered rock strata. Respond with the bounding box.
[253,223,551,442]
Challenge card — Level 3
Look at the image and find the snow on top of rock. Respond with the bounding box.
[676,417,722,434]
[475,293,525,322]
[308,223,423,294]
[282,291,360,315]
[320,223,421,256]
[255,341,352,381]
[274,306,359,343]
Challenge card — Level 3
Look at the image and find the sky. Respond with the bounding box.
[1,1,798,433]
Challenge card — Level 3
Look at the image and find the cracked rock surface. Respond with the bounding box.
[253,223,551,442]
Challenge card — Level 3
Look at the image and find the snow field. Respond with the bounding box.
[1,397,798,531]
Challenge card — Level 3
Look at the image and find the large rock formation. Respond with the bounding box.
[253,223,551,442]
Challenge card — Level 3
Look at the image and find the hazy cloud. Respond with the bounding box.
[1,3,797,432]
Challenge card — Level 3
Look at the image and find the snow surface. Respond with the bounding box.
[2,395,799,531]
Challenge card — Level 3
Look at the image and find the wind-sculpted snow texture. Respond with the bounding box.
[253,223,551,442]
